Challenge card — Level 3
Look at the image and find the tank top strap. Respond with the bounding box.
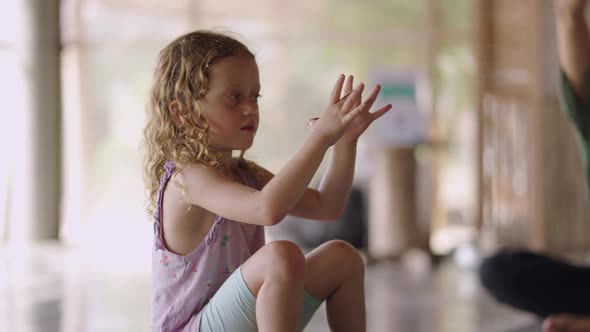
[153,161,176,249]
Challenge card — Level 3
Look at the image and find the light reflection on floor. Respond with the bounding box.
[0,243,540,332]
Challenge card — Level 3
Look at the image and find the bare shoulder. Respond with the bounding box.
[176,162,222,184]
[174,163,228,196]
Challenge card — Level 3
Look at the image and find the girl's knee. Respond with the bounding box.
[323,240,365,274]
[263,240,306,279]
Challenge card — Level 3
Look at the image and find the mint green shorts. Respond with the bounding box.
[199,266,323,332]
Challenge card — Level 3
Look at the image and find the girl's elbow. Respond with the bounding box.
[261,212,284,226]
[259,206,285,226]
[257,193,286,226]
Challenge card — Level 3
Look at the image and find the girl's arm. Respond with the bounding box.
[255,78,391,222]
[177,75,366,226]
[178,131,331,226]
[305,140,357,221]
[253,141,357,222]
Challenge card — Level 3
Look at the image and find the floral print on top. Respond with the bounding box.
[151,161,264,331]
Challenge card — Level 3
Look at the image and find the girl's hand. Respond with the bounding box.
[308,75,392,144]
[339,75,391,143]
[308,74,367,146]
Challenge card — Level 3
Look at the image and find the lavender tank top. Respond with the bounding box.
[151,161,265,331]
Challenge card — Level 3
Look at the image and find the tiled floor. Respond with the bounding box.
[0,243,541,331]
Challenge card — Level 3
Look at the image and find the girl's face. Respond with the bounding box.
[199,55,260,155]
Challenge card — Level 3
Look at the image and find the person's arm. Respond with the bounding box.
[254,78,391,222]
[305,140,357,221]
[252,140,357,222]
[556,0,590,99]
[177,75,366,226]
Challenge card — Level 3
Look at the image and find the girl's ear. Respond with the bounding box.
[169,101,186,127]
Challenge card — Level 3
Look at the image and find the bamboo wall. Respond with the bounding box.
[477,0,590,255]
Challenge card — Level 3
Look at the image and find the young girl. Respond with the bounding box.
[143,30,391,332]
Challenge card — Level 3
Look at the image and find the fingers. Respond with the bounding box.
[365,84,382,106]
[329,74,346,104]
[370,104,392,120]
[344,75,354,96]
[346,84,383,114]
[335,75,356,105]
[332,78,390,122]
[342,102,366,125]
[343,103,391,128]
[341,83,364,112]
[344,75,363,108]
[349,84,380,114]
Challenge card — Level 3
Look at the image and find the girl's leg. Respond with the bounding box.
[303,240,366,332]
[240,240,306,332]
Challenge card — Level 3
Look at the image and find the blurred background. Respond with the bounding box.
[1,0,589,331]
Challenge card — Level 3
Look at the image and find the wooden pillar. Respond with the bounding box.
[9,0,61,244]
[528,0,546,251]
[424,0,443,249]
[369,148,418,259]
[475,0,492,234]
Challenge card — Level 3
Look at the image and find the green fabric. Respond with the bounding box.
[560,71,590,195]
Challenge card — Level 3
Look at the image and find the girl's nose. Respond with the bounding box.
[242,101,257,116]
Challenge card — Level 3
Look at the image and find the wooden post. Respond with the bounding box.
[474,0,492,234]
[528,0,546,250]
[369,148,418,259]
[8,0,62,243]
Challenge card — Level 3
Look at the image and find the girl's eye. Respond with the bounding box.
[228,92,260,104]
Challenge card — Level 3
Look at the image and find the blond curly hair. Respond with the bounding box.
[143,30,254,215]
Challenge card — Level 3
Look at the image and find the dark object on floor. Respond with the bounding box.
[268,187,366,249]
[479,248,590,318]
